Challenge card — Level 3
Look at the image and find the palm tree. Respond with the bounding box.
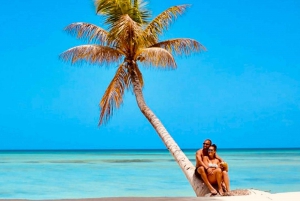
[61,0,208,196]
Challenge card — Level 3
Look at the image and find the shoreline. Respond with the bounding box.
[1,191,300,201]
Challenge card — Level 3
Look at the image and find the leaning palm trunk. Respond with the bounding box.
[130,66,210,196]
[62,1,208,196]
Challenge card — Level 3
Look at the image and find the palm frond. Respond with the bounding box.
[109,14,144,54]
[133,63,144,87]
[64,23,109,45]
[95,0,150,27]
[99,63,131,125]
[136,47,176,68]
[131,0,151,24]
[60,45,123,66]
[151,38,206,56]
[143,5,189,43]
[95,0,129,21]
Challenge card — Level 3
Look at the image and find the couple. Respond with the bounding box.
[195,139,230,196]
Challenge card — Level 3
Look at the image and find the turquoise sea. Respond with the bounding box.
[0,149,299,199]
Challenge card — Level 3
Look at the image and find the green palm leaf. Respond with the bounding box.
[143,5,190,44]
[95,0,150,27]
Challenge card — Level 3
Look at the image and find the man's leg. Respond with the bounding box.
[197,166,217,194]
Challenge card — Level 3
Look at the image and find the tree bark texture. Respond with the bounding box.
[130,67,210,196]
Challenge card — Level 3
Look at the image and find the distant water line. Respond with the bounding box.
[0,148,299,199]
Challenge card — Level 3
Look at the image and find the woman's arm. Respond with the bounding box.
[216,159,221,167]
[215,153,223,162]
[204,156,215,175]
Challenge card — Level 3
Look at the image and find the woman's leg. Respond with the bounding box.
[197,167,217,195]
[207,171,217,184]
[215,168,224,195]
[222,171,230,192]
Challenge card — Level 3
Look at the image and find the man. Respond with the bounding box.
[195,139,229,195]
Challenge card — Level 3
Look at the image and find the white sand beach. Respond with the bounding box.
[2,191,300,201]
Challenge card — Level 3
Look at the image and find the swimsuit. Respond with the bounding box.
[194,167,202,179]
[195,163,218,177]
[208,163,218,168]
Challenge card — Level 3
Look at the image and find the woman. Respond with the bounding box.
[203,144,230,196]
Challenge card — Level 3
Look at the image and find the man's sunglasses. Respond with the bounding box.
[203,143,210,145]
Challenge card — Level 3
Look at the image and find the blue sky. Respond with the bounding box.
[0,0,299,150]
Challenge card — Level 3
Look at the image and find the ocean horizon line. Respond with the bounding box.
[0,147,299,152]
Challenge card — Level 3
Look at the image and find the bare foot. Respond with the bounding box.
[218,188,224,196]
[224,191,232,196]
[221,182,227,192]
[210,188,218,195]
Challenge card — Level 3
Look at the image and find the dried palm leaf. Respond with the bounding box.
[109,14,144,54]
[136,47,176,68]
[64,23,109,45]
[60,45,123,66]
[152,38,206,56]
[99,63,131,125]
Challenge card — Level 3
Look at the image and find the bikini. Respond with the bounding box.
[195,163,218,178]
[208,163,218,168]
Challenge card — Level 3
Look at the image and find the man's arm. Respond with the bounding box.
[196,149,209,170]
[203,156,210,167]
[203,156,214,175]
